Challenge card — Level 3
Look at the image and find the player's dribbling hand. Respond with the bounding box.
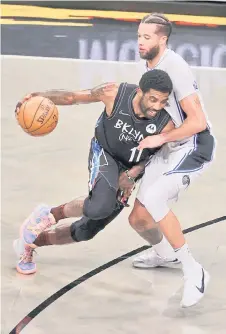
[14,93,33,115]
[137,134,166,150]
[118,171,135,199]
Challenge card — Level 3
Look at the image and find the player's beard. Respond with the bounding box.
[139,98,158,119]
[139,45,160,61]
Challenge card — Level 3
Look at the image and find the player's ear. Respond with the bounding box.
[160,35,167,45]
[136,87,143,97]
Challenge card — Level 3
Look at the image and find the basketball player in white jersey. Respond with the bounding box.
[130,13,216,307]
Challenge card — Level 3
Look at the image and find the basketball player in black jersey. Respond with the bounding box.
[14,69,174,275]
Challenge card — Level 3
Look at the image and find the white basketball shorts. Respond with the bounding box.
[137,130,216,222]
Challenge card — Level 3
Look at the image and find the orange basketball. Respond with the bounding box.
[16,96,59,136]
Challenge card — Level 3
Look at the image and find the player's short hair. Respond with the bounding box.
[141,13,172,41]
[139,69,173,95]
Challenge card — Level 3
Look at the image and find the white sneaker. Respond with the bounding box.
[132,249,180,268]
[181,267,210,307]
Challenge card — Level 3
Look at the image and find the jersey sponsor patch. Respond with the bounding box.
[146,124,157,134]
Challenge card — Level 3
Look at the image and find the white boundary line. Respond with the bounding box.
[1,54,226,72]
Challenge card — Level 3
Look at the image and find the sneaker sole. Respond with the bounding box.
[133,260,181,269]
[16,264,37,275]
[13,239,37,275]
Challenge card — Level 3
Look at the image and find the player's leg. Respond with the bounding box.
[148,175,210,308]
[36,201,125,246]
[129,199,179,268]
[129,149,178,268]
[132,140,215,307]
[15,203,125,275]
[33,190,125,248]
[14,139,124,274]
[50,196,85,222]
[132,170,210,307]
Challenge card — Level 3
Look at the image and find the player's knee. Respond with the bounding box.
[71,219,107,242]
[128,200,148,231]
[129,212,151,232]
[128,210,138,229]
[71,223,95,242]
[83,191,116,220]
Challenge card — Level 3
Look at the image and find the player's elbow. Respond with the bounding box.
[196,115,207,132]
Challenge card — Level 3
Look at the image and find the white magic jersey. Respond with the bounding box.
[137,49,213,146]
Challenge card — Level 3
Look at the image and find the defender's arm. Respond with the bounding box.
[118,119,175,199]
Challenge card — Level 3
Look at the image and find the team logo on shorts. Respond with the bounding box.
[146,124,157,134]
[193,81,198,90]
[182,175,190,187]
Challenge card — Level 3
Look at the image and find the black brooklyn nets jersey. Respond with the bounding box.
[95,83,171,168]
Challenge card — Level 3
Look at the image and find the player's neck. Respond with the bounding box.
[132,95,144,118]
[146,46,168,69]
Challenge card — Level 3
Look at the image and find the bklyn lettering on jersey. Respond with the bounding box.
[114,118,157,142]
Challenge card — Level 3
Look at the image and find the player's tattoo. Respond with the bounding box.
[136,225,163,245]
[91,83,118,98]
[34,90,77,105]
[27,82,119,107]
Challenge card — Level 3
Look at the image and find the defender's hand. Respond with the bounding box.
[138,134,166,150]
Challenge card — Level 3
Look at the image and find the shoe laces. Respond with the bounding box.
[21,245,36,263]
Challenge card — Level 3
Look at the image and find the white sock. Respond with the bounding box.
[153,236,177,261]
[175,243,201,276]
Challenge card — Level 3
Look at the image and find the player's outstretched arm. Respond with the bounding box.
[16,83,119,107]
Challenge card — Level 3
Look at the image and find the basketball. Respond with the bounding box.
[16,96,59,136]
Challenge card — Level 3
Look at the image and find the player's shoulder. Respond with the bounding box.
[117,82,138,94]
[123,82,138,89]
[165,49,191,71]
[162,49,195,83]
[135,50,191,74]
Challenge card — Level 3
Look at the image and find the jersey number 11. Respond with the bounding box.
[129,147,143,163]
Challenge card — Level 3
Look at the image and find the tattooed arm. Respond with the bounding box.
[17,83,119,117]
[27,82,119,105]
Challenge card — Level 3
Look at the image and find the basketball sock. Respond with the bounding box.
[153,235,177,260]
[175,243,201,276]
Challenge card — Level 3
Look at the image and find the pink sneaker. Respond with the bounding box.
[16,244,37,275]
[14,204,56,275]
[20,204,56,245]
